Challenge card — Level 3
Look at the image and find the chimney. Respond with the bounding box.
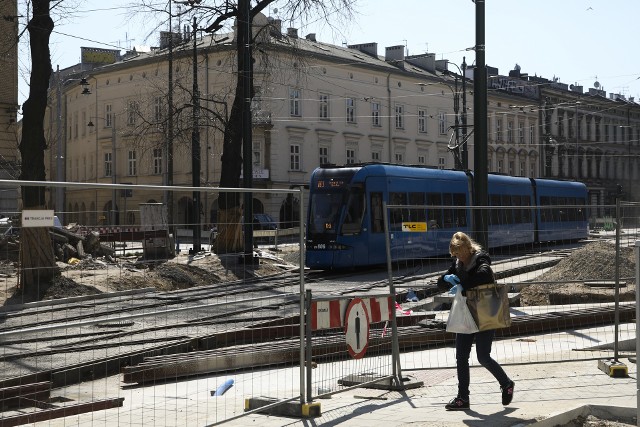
[305,33,317,42]
[268,17,282,36]
[435,59,449,73]
[287,27,298,38]
[385,45,405,65]
[347,42,378,58]
[405,53,436,73]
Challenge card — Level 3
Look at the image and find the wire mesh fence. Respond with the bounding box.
[387,202,637,374]
[0,181,307,426]
[0,179,637,425]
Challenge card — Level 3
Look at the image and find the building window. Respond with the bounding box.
[253,141,262,167]
[74,112,78,139]
[153,148,162,175]
[128,150,137,176]
[104,152,112,177]
[82,111,87,136]
[530,124,535,145]
[319,146,329,165]
[507,121,514,143]
[290,144,301,171]
[372,151,381,161]
[395,152,404,164]
[496,118,502,141]
[530,162,536,177]
[395,103,404,129]
[105,104,113,127]
[371,101,381,127]
[418,109,427,133]
[346,148,356,164]
[154,97,163,122]
[289,88,301,117]
[346,97,356,123]
[497,159,504,173]
[438,112,447,135]
[418,154,426,164]
[127,101,139,126]
[319,94,329,120]
[438,157,445,170]
[520,161,526,177]
[518,121,524,144]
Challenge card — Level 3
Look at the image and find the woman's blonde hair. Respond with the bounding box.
[449,231,483,256]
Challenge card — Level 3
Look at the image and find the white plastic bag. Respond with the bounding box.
[446,287,479,334]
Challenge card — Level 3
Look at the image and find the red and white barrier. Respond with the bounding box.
[310,296,396,331]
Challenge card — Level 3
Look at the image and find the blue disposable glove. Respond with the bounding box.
[444,274,460,286]
[448,284,458,295]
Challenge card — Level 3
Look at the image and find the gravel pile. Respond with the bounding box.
[521,241,637,306]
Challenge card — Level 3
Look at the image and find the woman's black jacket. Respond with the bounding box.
[436,250,495,293]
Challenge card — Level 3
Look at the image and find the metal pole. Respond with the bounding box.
[111,116,117,226]
[634,240,639,426]
[453,76,461,170]
[55,66,65,224]
[241,0,254,259]
[298,187,306,404]
[382,201,404,386]
[166,0,175,233]
[575,100,579,178]
[614,193,621,361]
[191,16,202,253]
[461,57,468,169]
[473,0,488,248]
[305,289,312,402]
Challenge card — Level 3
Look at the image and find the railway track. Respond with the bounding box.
[0,243,623,390]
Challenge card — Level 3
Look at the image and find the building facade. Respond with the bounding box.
[0,0,20,214]
[44,15,636,229]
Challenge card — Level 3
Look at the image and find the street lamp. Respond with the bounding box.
[445,57,470,169]
[88,115,118,225]
[55,67,91,224]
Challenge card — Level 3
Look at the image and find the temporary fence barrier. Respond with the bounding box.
[384,201,637,375]
[0,180,311,426]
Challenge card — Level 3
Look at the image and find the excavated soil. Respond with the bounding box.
[520,241,636,306]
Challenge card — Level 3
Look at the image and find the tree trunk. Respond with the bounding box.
[214,0,252,254]
[18,0,59,292]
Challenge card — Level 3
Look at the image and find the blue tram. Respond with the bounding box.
[305,164,588,269]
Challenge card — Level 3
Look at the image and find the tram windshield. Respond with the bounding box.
[309,192,344,235]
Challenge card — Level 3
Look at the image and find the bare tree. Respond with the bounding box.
[19,0,58,294]
[130,0,353,253]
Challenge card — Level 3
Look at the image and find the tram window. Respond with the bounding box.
[389,192,407,230]
[567,197,576,221]
[502,195,514,224]
[442,193,454,228]
[540,196,549,222]
[556,197,566,222]
[489,194,501,225]
[408,192,426,222]
[521,195,532,223]
[342,185,365,234]
[370,192,384,233]
[427,192,442,229]
[577,198,586,220]
[453,193,467,226]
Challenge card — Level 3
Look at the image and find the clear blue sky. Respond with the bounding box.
[18,0,640,107]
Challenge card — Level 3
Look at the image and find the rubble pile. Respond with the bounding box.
[0,223,116,264]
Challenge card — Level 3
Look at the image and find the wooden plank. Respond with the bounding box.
[0,397,124,427]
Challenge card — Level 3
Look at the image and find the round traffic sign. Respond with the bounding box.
[344,298,370,359]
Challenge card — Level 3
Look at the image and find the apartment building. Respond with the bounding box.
[44,14,472,228]
[0,0,20,214]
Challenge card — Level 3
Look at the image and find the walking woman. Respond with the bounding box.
[437,231,515,410]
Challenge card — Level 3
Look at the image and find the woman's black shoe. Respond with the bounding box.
[501,380,515,405]
[445,396,470,410]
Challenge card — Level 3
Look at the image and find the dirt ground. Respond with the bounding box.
[520,240,636,306]
[0,245,301,306]
[0,240,635,309]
